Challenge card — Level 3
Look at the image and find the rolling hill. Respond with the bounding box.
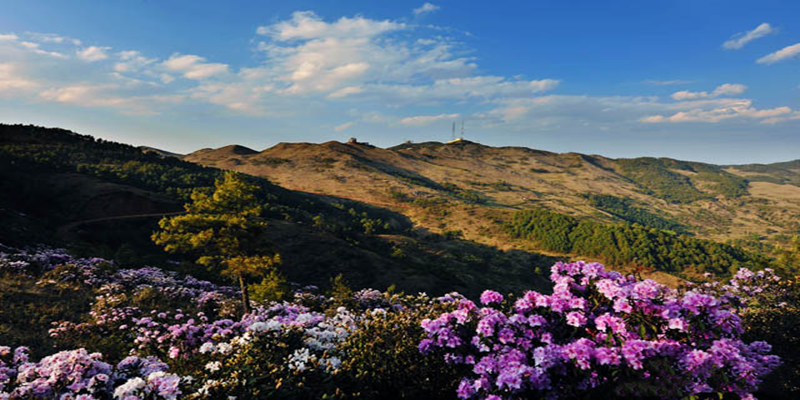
[3,124,798,293]
[0,124,558,297]
[183,138,800,254]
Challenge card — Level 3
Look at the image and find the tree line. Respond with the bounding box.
[507,208,771,276]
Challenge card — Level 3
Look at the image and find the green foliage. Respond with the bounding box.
[740,278,800,396]
[508,208,770,275]
[733,160,800,186]
[152,172,281,312]
[328,274,355,309]
[249,270,290,303]
[334,300,463,398]
[616,158,748,203]
[0,124,220,199]
[588,194,686,232]
[250,157,292,167]
[153,172,280,274]
[617,158,707,203]
[692,172,749,198]
[443,230,464,240]
[0,273,94,358]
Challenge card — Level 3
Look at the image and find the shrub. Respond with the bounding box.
[420,261,780,399]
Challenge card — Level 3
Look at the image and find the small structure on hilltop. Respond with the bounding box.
[347,137,372,147]
[446,120,468,144]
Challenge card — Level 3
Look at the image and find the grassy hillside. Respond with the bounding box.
[0,124,555,297]
[183,138,800,260]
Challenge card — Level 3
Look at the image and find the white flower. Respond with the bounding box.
[216,343,233,355]
[198,342,216,354]
[205,361,222,372]
[266,320,282,331]
[113,377,146,398]
[288,348,315,371]
[248,322,268,332]
[295,313,315,325]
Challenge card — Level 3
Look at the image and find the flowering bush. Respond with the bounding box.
[0,346,185,399]
[420,261,781,399]
[691,268,800,396]
[0,244,789,398]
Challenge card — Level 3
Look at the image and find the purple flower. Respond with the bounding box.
[566,311,587,327]
[479,290,504,305]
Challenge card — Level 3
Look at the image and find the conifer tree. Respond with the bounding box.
[152,171,280,314]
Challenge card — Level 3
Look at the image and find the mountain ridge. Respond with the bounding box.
[183,138,800,252]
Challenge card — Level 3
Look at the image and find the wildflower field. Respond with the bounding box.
[2,244,798,399]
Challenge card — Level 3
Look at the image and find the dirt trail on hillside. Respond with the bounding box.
[290,189,410,209]
[56,211,186,238]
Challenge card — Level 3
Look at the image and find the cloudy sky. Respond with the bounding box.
[1,0,799,164]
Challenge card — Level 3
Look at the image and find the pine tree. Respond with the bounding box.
[152,171,280,314]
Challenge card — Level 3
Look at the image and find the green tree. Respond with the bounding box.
[152,171,280,313]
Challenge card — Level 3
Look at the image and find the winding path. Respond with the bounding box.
[56,211,186,238]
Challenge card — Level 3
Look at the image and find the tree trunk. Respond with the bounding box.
[239,274,251,314]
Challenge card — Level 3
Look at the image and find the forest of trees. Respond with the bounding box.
[587,194,686,232]
[616,157,749,203]
[508,208,770,275]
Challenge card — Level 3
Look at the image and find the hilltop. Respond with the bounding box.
[183,138,800,253]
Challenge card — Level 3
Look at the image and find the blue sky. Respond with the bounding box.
[1,0,799,164]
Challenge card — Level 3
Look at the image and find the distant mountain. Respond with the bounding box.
[184,139,800,250]
[138,146,183,159]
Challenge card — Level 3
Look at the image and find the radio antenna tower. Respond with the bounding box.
[451,121,456,141]
[460,119,465,140]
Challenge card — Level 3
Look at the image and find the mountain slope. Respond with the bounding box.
[184,139,800,251]
[0,124,556,297]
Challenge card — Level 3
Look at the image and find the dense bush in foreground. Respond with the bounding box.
[0,245,789,399]
[421,261,780,399]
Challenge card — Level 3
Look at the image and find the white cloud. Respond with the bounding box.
[16,41,65,58]
[0,63,38,93]
[328,85,362,98]
[762,112,800,124]
[237,11,559,110]
[413,3,440,16]
[671,90,709,101]
[27,32,81,46]
[161,54,229,79]
[0,34,19,41]
[711,83,747,96]
[77,46,110,62]
[257,11,404,40]
[671,83,746,100]
[38,84,173,115]
[334,121,355,131]
[757,42,800,64]
[723,23,776,50]
[189,80,268,115]
[400,113,459,126]
[114,50,157,73]
[641,97,792,124]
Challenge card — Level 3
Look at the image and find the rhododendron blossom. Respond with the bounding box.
[420,261,781,399]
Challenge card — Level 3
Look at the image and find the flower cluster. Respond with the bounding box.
[1,243,787,399]
[0,347,184,399]
[420,261,781,399]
